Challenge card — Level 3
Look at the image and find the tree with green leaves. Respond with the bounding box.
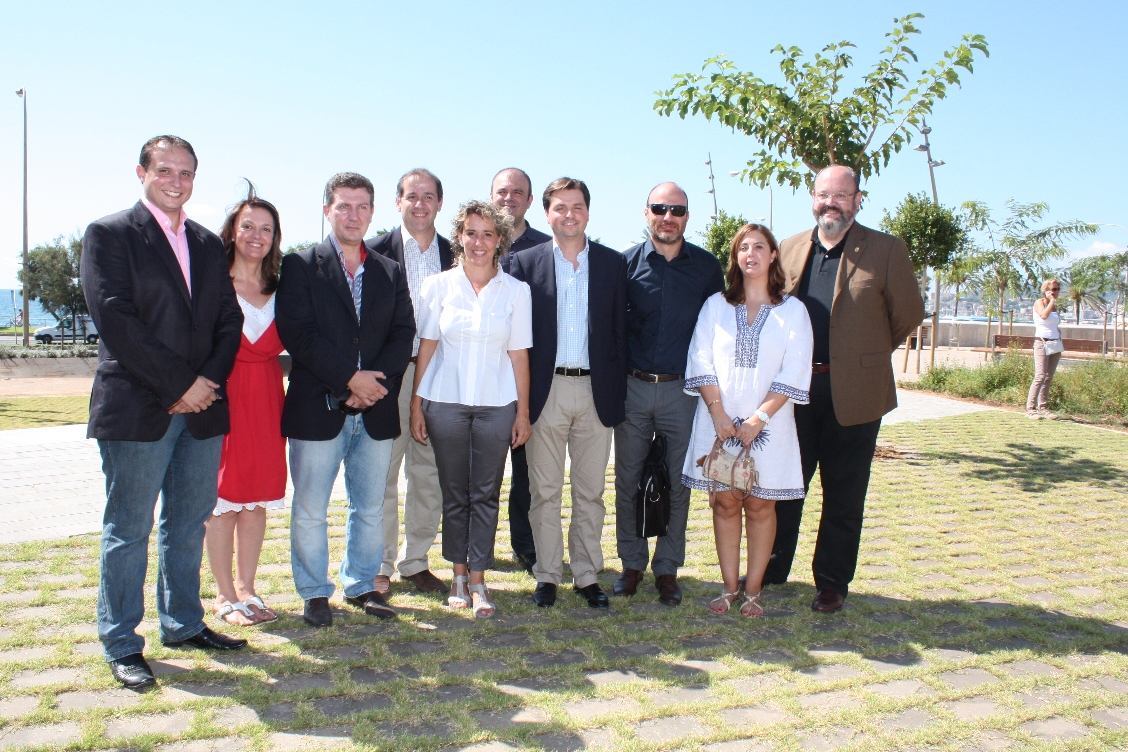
[1059,257,1111,324]
[655,14,988,191]
[18,234,89,340]
[962,200,1097,339]
[880,192,968,365]
[940,254,979,318]
[700,209,749,272]
[284,241,317,255]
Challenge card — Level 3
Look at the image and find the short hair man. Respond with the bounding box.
[766,165,925,612]
[492,167,551,575]
[507,178,628,608]
[276,172,416,627]
[367,168,453,596]
[613,183,724,606]
[82,135,247,689]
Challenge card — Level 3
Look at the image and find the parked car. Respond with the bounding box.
[34,316,98,344]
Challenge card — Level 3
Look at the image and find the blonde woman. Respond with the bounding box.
[1027,279,1063,419]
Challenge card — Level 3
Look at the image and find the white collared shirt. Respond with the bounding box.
[416,266,533,406]
[401,225,442,356]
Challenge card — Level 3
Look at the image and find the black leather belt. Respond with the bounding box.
[555,367,591,377]
[628,368,682,383]
[812,363,830,374]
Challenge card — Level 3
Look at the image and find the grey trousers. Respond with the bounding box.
[613,377,698,577]
[424,399,516,572]
[1026,339,1062,411]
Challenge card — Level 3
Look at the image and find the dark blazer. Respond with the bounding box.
[275,239,415,442]
[507,239,628,427]
[365,226,453,273]
[81,201,243,442]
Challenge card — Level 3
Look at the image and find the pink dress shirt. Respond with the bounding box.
[141,197,192,295]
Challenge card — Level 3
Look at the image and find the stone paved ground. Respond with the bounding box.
[1,410,1127,750]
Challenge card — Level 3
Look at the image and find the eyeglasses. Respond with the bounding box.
[811,191,857,203]
[1049,287,1061,292]
[648,203,688,217]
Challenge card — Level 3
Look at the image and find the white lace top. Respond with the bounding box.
[238,294,275,343]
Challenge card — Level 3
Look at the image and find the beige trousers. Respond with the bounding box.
[526,374,613,588]
[381,362,443,577]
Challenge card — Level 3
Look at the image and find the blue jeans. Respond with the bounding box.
[290,415,393,600]
[97,415,222,662]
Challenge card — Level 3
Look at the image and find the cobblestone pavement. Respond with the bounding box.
[1,409,1127,751]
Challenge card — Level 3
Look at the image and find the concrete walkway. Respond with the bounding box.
[0,388,994,545]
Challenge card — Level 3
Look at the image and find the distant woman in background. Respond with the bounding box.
[204,184,287,625]
[1027,278,1062,420]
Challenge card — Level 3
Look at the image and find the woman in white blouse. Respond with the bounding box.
[682,224,813,618]
[1027,278,1062,419]
[410,200,533,618]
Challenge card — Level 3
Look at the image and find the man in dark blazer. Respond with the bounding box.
[507,177,627,609]
[366,168,452,597]
[276,172,415,628]
[766,164,925,613]
[81,135,246,690]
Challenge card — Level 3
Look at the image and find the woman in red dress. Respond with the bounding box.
[204,185,287,626]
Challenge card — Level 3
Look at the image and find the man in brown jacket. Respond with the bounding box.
[765,165,924,613]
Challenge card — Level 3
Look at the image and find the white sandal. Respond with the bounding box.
[709,591,739,614]
[469,583,496,619]
[214,601,255,625]
[243,595,279,625]
[448,575,470,609]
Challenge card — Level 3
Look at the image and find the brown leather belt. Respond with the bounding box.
[628,368,682,383]
[555,367,591,377]
[409,356,418,364]
[812,364,831,374]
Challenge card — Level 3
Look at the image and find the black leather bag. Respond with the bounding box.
[635,435,671,538]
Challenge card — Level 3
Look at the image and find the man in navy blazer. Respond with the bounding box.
[81,135,246,689]
[365,169,453,597]
[276,172,415,628]
[507,177,627,609]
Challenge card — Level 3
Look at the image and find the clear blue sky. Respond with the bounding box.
[1,1,1125,288]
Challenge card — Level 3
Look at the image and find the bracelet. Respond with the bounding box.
[706,399,722,409]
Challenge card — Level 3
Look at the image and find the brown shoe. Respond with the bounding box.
[373,574,391,597]
[811,589,845,613]
[404,569,445,593]
[613,568,643,596]
[655,574,682,606]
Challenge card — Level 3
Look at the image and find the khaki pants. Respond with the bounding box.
[381,362,443,577]
[526,374,612,588]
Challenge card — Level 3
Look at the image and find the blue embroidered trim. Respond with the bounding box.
[734,297,787,369]
[725,417,770,451]
[684,375,718,395]
[680,473,805,499]
[768,382,810,404]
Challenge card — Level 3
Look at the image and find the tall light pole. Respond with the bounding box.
[704,154,718,221]
[16,89,28,347]
[728,170,772,232]
[913,117,946,369]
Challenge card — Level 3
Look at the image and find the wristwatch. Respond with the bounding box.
[754,409,770,425]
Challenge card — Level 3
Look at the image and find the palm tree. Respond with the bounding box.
[1059,257,1111,324]
[940,255,979,318]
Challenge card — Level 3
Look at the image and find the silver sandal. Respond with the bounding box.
[214,601,255,625]
[469,583,496,619]
[448,575,470,609]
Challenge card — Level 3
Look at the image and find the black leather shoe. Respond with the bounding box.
[110,652,156,690]
[162,626,247,651]
[812,589,846,613]
[345,591,397,620]
[531,582,557,607]
[574,583,610,609]
[613,568,643,596]
[303,597,333,627]
[655,574,682,606]
[514,551,537,576]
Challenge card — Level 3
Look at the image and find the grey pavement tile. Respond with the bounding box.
[105,710,195,739]
[942,697,1004,720]
[720,705,792,725]
[869,678,937,699]
[797,690,863,711]
[471,706,551,730]
[928,648,976,662]
[683,633,731,648]
[601,642,662,659]
[647,686,711,706]
[0,646,51,662]
[1019,716,1089,741]
[584,669,643,686]
[1092,705,1128,729]
[440,658,509,676]
[670,658,728,677]
[448,743,520,752]
[263,702,297,722]
[1015,689,1076,710]
[632,714,711,743]
[703,740,772,752]
[56,687,143,711]
[726,673,788,693]
[470,631,531,649]
[314,693,393,716]
[996,659,1065,678]
[418,685,482,704]
[495,676,567,696]
[349,667,406,685]
[387,639,445,656]
[532,728,618,751]
[880,708,935,731]
[958,730,1015,751]
[0,721,83,748]
[563,696,640,720]
[10,666,85,688]
[861,654,924,673]
[161,682,237,702]
[157,739,249,752]
[545,628,599,642]
[799,729,855,750]
[796,664,863,683]
[744,649,794,665]
[526,649,588,667]
[211,705,260,726]
[269,726,352,750]
[270,673,336,692]
[938,668,999,689]
[0,695,39,719]
[151,658,197,676]
[1077,676,1128,694]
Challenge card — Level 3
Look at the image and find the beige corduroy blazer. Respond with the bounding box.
[779,222,925,427]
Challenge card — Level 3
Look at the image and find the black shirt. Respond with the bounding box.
[624,239,725,375]
[795,227,846,365]
[510,222,552,253]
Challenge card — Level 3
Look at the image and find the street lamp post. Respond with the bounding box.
[704,154,718,221]
[913,117,946,370]
[16,89,28,347]
[728,170,772,232]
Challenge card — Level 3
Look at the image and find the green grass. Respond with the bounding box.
[0,412,1126,750]
[908,349,1128,423]
[0,396,89,430]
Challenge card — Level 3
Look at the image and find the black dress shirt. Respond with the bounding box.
[623,239,725,375]
[510,222,552,254]
[795,228,847,365]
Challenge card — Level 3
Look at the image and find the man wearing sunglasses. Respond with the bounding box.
[613,183,724,606]
[767,165,924,613]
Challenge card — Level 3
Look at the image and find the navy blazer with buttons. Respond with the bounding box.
[81,201,243,442]
[505,239,628,428]
[275,238,415,442]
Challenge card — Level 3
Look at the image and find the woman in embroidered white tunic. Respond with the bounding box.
[681,224,813,617]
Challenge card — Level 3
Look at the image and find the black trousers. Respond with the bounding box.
[765,373,880,596]
[507,445,537,558]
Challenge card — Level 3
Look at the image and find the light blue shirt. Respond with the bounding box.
[553,241,590,369]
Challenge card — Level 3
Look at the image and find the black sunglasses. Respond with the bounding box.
[648,203,688,217]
